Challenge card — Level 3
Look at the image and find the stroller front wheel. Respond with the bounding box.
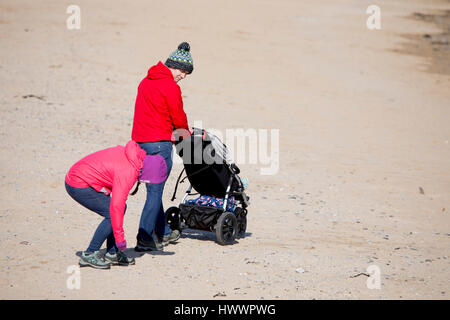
[165,206,182,231]
[216,211,237,245]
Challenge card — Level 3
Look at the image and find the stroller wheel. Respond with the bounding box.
[165,206,182,231]
[235,207,247,239]
[216,212,237,245]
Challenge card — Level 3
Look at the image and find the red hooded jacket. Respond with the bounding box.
[65,141,147,244]
[131,61,190,142]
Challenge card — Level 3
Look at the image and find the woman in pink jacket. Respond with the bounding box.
[65,140,167,269]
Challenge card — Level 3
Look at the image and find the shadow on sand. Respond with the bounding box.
[75,247,175,260]
[180,228,252,245]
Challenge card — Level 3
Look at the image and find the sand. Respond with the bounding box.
[0,0,449,299]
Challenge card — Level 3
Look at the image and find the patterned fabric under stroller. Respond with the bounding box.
[165,128,250,245]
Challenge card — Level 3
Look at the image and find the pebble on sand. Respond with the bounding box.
[296,267,305,273]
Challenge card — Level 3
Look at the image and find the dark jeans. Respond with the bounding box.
[137,141,173,241]
[65,182,125,254]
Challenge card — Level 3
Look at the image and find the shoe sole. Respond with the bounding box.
[162,232,181,246]
[134,244,163,252]
[105,258,136,266]
[107,261,136,266]
[162,236,180,246]
[79,260,111,269]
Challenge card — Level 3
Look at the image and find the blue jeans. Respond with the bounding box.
[65,182,125,254]
[137,141,173,241]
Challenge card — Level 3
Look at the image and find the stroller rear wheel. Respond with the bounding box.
[165,206,182,231]
[216,212,237,245]
[235,207,247,238]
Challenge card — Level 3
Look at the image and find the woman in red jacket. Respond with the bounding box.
[131,42,193,251]
[65,140,167,269]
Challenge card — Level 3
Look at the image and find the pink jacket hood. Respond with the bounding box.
[125,140,147,170]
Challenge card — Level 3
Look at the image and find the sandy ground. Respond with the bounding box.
[0,0,449,300]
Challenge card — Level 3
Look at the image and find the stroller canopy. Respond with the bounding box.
[174,128,240,198]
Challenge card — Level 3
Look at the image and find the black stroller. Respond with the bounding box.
[165,128,250,245]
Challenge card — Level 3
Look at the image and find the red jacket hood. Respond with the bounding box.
[125,140,147,170]
[132,61,189,142]
[147,61,174,80]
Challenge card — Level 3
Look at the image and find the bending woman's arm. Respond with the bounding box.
[110,171,136,247]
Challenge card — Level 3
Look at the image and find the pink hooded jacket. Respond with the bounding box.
[65,141,146,243]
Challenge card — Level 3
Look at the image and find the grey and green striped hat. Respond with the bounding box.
[165,42,194,74]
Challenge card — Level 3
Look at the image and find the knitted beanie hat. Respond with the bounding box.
[165,42,194,74]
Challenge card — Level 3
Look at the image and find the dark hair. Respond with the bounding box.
[130,181,140,196]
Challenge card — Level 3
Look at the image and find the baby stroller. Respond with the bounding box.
[165,128,250,245]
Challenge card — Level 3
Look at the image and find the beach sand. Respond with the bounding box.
[0,0,449,299]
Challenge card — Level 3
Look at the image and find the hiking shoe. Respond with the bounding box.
[105,251,135,266]
[79,251,111,269]
[135,238,163,252]
[161,230,181,246]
